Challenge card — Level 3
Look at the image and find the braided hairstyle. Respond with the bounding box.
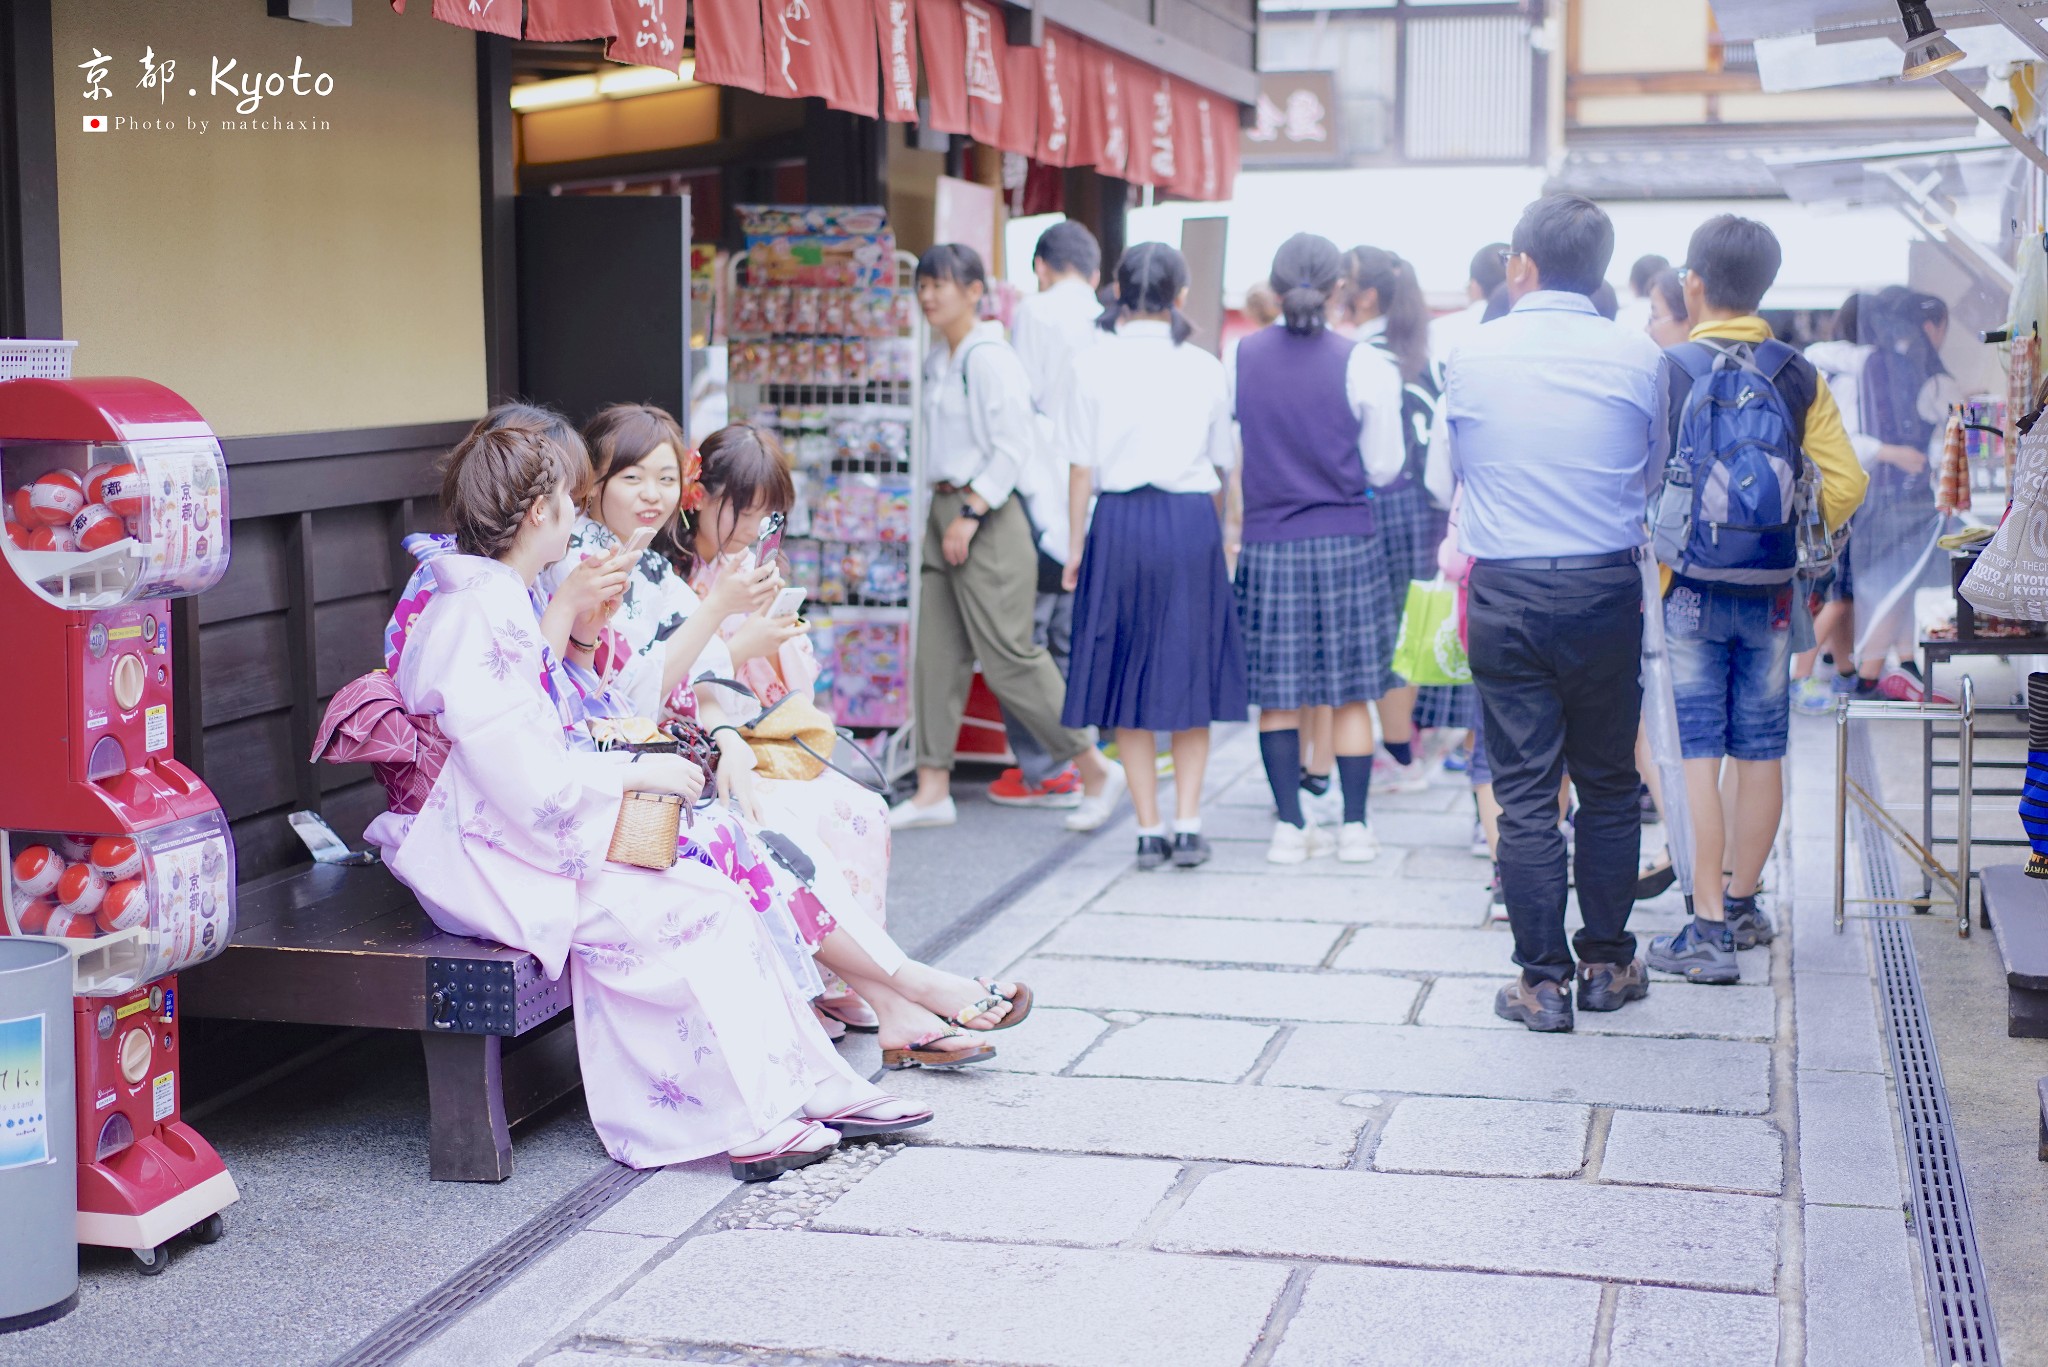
[1096,241,1194,343]
[440,403,588,560]
[1268,233,1343,337]
[1342,245,1430,384]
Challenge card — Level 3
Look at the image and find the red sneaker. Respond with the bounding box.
[988,764,1084,808]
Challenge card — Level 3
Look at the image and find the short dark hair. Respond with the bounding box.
[915,243,988,291]
[1629,254,1671,296]
[1510,195,1614,297]
[1098,241,1194,344]
[1685,215,1781,315]
[1650,268,1688,326]
[1590,281,1619,321]
[1470,242,1509,296]
[1033,220,1101,280]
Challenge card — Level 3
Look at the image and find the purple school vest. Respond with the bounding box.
[1235,325,1375,544]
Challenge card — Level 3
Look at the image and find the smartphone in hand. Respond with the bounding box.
[753,511,786,563]
[768,586,806,619]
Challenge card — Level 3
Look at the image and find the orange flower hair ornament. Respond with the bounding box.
[677,445,707,514]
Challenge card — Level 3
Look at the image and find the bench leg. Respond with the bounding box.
[420,1032,514,1182]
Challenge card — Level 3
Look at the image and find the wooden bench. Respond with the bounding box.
[179,861,581,1182]
[1977,864,2048,1160]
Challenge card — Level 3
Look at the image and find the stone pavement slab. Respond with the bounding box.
[813,1148,1182,1248]
[1070,1018,1278,1082]
[1598,1111,1785,1196]
[1087,875,1487,926]
[1037,912,1346,967]
[583,1158,737,1238]
[1270,1265,1601,1367]
[889,1069,1372,1167]
[1803,1205,1928,1367]
[1794,971,1886,1073]
[1369,1097,1591,1177]
[981,1008,1112,1075]
[1019,956,1421,1024]
[1417,974,1777,1041]
[1796,1070,1906,1208]
[1334,924,1770,981]
[582,1230,1290,1367]
[1156,1166,1780,1291]
[1200,842,1412,877]
[1607,1286,1781,1367]
[406,1230,664,1367]
[1265,1023,1774,1113]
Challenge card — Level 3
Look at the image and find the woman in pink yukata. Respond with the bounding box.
[537,405,1032,1069]
[364,408,930,1180]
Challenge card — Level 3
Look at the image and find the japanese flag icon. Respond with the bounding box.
[83,114,106,132]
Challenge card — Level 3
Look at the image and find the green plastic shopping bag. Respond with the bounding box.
[1391,577,1471,686]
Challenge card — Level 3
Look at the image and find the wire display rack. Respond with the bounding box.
[726,245,926,783]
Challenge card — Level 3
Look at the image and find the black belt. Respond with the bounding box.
[1476,550,1638,572]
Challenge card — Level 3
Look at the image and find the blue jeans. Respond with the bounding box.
[1665,582,1794,762]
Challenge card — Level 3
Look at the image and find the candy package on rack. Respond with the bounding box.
[832,622,910,728]
[791,288,823,335]
[838,543,873,602]
[839,474,880,542]
[785,537,822,592]
[876,475,914,542]
[821,291,851,336]
[816,541,849,604]
[760,287,795,334]
[731,289,768,338]
[864,543,910,604]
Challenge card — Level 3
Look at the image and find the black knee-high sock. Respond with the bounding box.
[1261,730,1305,827]
[1338,755,1371,825]
[1384,739,1413,767]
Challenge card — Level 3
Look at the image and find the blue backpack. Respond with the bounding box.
[1651,338,1819,588]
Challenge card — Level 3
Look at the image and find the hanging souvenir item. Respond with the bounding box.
[1936,408,1970,514]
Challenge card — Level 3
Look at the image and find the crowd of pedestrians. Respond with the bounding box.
[896,196,1962,1033]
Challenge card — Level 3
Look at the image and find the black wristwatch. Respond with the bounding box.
[958,503,989,522]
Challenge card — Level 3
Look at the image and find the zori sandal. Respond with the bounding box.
[951,979,1034,1032]
[728,1120,838,1183]
[816,996,881,1033]
[882,1031,997,1070]
[808,1099,934,1139]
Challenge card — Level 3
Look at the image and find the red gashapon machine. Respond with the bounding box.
[0,368,238,1274]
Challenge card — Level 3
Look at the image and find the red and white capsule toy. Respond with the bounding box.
[97,879,149,933]
[12,844,64,898]
[70,504,128,552]
[89,836,143,881]
[93,464,144,519]
[26,470,85,527]
[54,863,105,919]
[28,525,77,553]
[16,899,56,935]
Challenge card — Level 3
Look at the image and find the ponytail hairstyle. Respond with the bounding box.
[1267,233,1343,337]
[1342,245,1430,384]
[1096,240,1194,344]
[685,422,797,572]
[440,403,588,560]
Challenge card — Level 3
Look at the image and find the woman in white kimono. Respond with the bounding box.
[365,408,929,1178]
[537,405,1031,1069]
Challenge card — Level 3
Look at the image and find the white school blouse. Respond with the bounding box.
[1056,320,1235,495]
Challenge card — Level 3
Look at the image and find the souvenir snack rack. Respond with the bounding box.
[725,205,926,782]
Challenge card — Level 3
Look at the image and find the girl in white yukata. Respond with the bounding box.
[364,408,930,1180]
[538,404,1032,1069]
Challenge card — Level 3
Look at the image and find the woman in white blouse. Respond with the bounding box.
[1057,243,1248,870]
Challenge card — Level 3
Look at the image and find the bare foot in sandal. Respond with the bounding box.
[866,995,993,1060]
[890,962,1021,1031]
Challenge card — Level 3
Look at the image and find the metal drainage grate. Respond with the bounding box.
[1847,722,2001,1365]
[328,1161,654,1367]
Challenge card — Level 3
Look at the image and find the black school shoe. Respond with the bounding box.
[1494,976,1574,1033]
[1136,835,1171,870]
[1172,832,1212,868]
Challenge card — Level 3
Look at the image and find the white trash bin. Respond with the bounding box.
[0,939,76,1332]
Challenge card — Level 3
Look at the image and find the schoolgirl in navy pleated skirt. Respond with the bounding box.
[1057,243,1248,870]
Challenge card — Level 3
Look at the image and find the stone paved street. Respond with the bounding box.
[396,725,1931,1367]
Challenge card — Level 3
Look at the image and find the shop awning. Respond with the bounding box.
[403,0,1243,199]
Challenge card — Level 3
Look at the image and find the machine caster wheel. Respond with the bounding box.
[189,1214,225,1245]
[134,1245,171,1276]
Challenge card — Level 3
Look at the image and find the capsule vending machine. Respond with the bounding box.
[0,367,238,1274]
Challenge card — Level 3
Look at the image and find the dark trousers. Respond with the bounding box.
[1468,562,1643,982]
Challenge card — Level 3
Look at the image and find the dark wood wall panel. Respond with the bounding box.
[179,424,457,884]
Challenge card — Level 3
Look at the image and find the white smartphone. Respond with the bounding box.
[621,525,658,558]
[769,586,806,618]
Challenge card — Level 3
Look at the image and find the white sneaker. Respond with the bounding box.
[1376,755,1432,794]
[1267,821,1336,864]
[1064,762,1128,832]
[1302,784,1344,828]
[888,796,957,829]
[1337,822,1380,863]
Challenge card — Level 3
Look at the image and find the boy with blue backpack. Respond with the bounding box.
[1646,216,1869,985]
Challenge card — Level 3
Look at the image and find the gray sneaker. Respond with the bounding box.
[1493,976,1574,1033]
[1722,894,1775,949]
[1647,918,1740,985]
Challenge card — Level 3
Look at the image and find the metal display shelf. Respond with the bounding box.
[1919,635,2048,915]
[1835,675,1977,938]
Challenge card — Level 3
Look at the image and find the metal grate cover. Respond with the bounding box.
[1847,722,2001,1365]
[327,1162,653,1367]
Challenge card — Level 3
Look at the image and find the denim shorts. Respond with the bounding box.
[1664,582,1794,762]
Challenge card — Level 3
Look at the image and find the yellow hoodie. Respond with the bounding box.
[1659,316,1872,593]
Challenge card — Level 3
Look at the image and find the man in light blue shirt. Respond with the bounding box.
[1442,194,1667,1034]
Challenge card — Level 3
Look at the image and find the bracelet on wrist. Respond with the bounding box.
[568,634,598,652]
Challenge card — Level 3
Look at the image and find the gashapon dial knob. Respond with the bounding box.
[27,470,85,526]
[98,879,149,932]
[55,863,105,918]
[12,845,63,898]
[89,836,142,881]
[71,504,128,551]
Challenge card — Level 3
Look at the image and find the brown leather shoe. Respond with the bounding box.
[1577,957,1649,1013]
[1493,976,1574,1033]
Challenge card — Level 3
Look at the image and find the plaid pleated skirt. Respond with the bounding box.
[1235,533,1397,710]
